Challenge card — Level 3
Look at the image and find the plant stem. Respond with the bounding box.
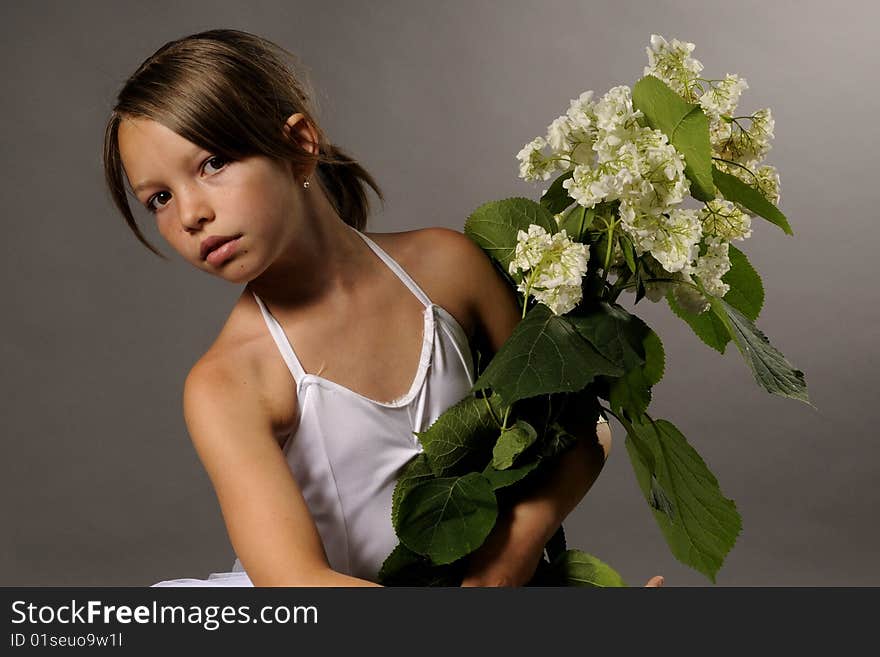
[711,156,759,183]
[480,389,502,429]
[500,406,511,431]
[600,215,617,289]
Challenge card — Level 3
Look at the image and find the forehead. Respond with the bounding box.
[118,118,205,186]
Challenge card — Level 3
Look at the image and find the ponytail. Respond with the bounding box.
[314,143,385,232]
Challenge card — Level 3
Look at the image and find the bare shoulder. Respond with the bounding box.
[186,298,299,445]
[366,226,520,352]
[184,347,273,432]
[365,227,485,341]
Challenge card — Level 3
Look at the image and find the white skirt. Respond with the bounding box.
[151,561,254,587]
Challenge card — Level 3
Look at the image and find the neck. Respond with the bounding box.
[245,184,374,313]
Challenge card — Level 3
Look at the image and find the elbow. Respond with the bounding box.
[251,568,336,588]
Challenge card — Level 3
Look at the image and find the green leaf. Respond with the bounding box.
[624,417,742,583]
[618,232,637,274]
[571,306,662,420]
[642,328,665,386]
[395,472,498,565]
[472,304,624,405]
[631,75,716,201]
[482,459,540,491]
[609,366,651,423]
[567,301,646,369]
[710,297,811,404]
[665,244,765,353]
[539,170,576,215]
[414,392,506,476]
[558,204,597,243]
[608,317,665,420]
[464,197,558,273]
[712,166,793,235]
[492,419,538,470]
[723,244,764,321]
[666,290,731,354]
[545,550,627,587]
[391,453,435,530]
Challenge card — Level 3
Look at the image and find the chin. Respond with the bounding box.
[198,254,253,285]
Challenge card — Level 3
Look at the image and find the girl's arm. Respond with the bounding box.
[428,228,611,587]
[182,358,381,587]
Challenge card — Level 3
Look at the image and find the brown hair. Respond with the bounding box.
[103,29,384,260]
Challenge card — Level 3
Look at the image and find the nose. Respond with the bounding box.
[177,187,214,232]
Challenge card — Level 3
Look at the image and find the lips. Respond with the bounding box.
[200,234,241,261]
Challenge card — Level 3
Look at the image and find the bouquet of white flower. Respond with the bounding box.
[378,34,810,586]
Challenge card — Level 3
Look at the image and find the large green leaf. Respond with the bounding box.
[464,197,558,272]
[539,169,576,215]
[710,297,811,404]
[632,75,716,201]
[395,472,498,565]
[414,392,506,477]
[624,417,742,584]
[472,304,623,405]
[543,549,627,587]
[712,166,792,235]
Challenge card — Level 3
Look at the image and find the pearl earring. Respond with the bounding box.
[303,178,310,189]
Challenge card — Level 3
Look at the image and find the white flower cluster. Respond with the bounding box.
[646,34,781,207]
[508,225,590,315]
[698,73,749,122]
[514,34,783,315]
[644,34,704,103]
[700,198,752,242]
[619,205,702,273]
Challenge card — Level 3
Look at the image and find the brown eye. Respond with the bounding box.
[203,156,229,174]
[147,191,171,213]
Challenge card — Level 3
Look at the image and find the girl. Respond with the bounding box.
[104,29,663,588]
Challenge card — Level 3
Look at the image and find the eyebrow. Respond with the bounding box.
[131,147,208,194]
[133,180,163,194]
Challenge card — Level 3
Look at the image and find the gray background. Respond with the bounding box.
[2,0,876,586]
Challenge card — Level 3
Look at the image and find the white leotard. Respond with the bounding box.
[152,227,476,586]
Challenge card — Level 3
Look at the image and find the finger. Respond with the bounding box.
[644,575,665,587]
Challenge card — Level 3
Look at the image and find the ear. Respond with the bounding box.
[283,112,319,156]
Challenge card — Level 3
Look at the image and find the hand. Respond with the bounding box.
[644,575,665,587]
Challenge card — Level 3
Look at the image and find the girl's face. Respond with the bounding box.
[117,117,303,283]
